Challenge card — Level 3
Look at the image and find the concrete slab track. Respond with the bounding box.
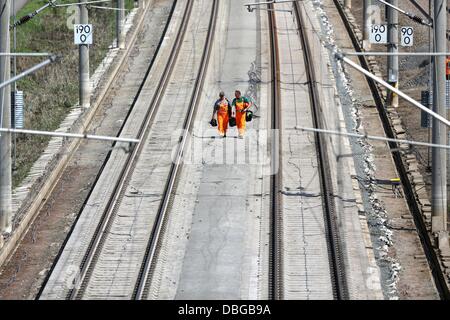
[39,0,388,300]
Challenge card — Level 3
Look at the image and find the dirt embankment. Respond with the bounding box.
[351,0,449,215]
[12,0,133,188]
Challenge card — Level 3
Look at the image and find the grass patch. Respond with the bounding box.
[11,0,135,188]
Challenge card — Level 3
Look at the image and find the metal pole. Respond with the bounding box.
[0,127,139,144]
[426,1,434,173]
[343,52,450,57]
[298,126,450,151]
[53,0,112,7]
[12,0,16,171]
[0,57,56,90]
[79,1,90,108]
[363,0,372,50]
[0,0,12,233]
[344,0,351,9]
[431,0,447,233]
[116,0,125,49]
[387,0,399,108]
[338,54,450,127]
[427,0,432,171]
[0,52,53,56]
[12,0,16,92]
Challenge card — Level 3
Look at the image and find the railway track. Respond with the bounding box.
[332,0,450,300]
[37,0,363,300]
[267,2,349,300]
[73,0,218,300]
[36,0,179,300]
[65,0,196,300]
[65,0,195,299]
[133,0,219,300]
[267,2,283,301]
[292,2,348,300]
[38,0,218,300]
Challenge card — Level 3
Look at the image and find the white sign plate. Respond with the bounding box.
[74,24,93,45]
[400,26,414,47]
[370,24,387,44]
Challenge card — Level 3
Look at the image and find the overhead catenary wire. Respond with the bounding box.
[0,56,57,90]
[244,0,301,7]
[0,127,139,144]
[297,126,450,150]
[52,0,112,7]
[10,0,56,29]
[335,53,450,128]
[244,0,302,12]
[342,51,450,57]
[11,0,114,28]
[0,52,53,57]
[88,5,128,10]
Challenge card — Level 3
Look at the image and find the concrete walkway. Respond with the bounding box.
[150,0,271,300]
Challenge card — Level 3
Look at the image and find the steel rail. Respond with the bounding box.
[34,0,167,299]
[267,2,283,300]
[63,0,194,299]
[292,1,349,300]
[133,0,219,300]
[332,0,450,299]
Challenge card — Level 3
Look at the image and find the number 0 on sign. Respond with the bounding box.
[401,27,414,47]
[370,25,387,44]
[74,24,93,45]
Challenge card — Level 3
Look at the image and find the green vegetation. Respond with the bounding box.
[11,0,135,188]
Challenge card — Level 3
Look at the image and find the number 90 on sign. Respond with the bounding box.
[74,24,93,45]
[401,27,413,47]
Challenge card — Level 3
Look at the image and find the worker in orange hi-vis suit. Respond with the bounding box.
[211,91,231,138]
[447,56,450,80]
[231,90,251,139]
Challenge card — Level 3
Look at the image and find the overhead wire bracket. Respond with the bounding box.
[376,0,432,27]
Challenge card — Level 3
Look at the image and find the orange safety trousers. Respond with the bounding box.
[217,111,229,135]
[236,111,246,135]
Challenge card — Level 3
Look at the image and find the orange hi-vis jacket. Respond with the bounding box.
[232,96,251,112]
[215,98,231,114]
[214,98,231,135]
[232,97,251,135]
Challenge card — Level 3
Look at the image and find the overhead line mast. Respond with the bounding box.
[0,0,12,234]
[431,0,448,236]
